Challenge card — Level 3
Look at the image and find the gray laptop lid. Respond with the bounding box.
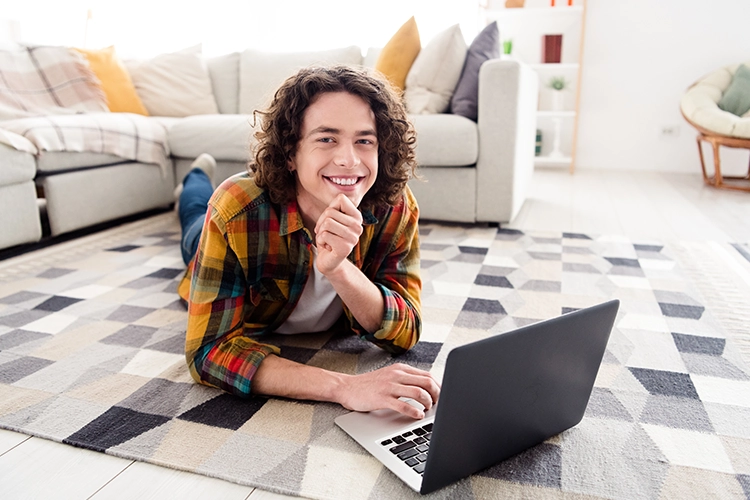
[420,299,619,494]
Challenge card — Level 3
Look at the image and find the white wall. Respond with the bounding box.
[577,0,750,173]
[2,1,480,58]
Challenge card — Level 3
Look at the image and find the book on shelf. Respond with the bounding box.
[542,34,563,63]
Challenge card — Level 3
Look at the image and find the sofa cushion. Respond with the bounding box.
[2,113,170,174]
[410,114,477,167]
[126,45,218,117]
[73,46,149,115]
[36,152,133,173]
[451,21,500,121]
[206,52,240,115]
[33,117,180,174]
[405,24,467,114]
[239,46,363,115]
[375,17,421,91]
[168,114,256,162]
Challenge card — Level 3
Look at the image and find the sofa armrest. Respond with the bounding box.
[0,128,38,155]
[476,59,539,223]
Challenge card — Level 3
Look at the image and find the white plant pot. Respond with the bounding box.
[552,91,564,111]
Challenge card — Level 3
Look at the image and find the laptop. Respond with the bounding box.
[335,299,620,494]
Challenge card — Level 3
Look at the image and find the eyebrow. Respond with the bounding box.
[307,126,377,138]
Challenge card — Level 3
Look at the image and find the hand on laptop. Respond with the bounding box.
[337,363,440,419]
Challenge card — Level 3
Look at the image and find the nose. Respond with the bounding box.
[334,142,360,168]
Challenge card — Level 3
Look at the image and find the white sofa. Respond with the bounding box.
[0,46,538,251]
[0,141,41,250]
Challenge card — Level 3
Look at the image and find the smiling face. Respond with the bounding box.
[289,91,378,228]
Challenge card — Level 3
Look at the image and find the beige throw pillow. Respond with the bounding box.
[127,45,218,117]
[405,24,467,114]
[238,46,363,115]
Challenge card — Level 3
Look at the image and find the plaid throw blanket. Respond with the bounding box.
[0,46,168,170]
[0,45,108,120]
[1,113,170,174]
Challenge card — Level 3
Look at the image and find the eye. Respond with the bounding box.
[357,138,375,145]
[317,137,334,143]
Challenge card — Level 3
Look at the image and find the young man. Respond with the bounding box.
[177,65,439,419]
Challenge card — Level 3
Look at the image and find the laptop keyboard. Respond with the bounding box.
[380,423,433,475]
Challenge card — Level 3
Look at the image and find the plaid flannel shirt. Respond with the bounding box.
[179,173,422,397]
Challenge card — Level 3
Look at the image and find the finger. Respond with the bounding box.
[315,207,362,236]
[316,229,355,260]
[393,369,441,405]
[391,398,425,420]
[327,201,363,227]
[316,213,349,238]
[330,193,362,218]
[316,219,362,251]
[399,385,434,411]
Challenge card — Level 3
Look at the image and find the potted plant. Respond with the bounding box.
[547,76,569,111]
[502,39,513,59]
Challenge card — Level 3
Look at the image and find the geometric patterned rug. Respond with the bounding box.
[1,212,749,499]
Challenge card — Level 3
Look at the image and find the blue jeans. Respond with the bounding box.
[179,169,213,265]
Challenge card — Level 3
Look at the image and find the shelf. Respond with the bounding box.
[485,6,583,19]
[529,63,579,70]
[537,111,576,118]
[535,155,572,165]
[484,0,587,174]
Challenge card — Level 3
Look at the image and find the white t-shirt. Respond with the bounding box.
[275,245,343,334]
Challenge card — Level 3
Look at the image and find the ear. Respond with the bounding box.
[287,157,295,172]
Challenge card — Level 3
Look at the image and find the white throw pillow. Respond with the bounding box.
[363,47,381,69]
[239,46,363,115]
[126,45,218,117]
[206,52,240,115]
[404,24,467,114]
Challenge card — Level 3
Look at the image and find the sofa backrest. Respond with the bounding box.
[237,45,363,116]
[206,52,240,115]
[128,46,367,117]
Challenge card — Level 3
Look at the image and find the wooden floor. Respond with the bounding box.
[2,168,749,500]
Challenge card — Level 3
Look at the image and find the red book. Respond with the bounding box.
[542,34,563,63]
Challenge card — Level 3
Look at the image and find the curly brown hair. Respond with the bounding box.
[250,65,417,209]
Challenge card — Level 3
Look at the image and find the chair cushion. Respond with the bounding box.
[410,114,478,167]
[681,62,750,139]
[718,64,750,117]
[168,114,256,162]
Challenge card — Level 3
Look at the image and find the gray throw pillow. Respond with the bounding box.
[450,22,500,121]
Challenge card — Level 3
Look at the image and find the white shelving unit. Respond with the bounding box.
[481,0,588,173]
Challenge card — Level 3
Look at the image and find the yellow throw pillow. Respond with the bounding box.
[73,46,149,115]
[375,17,421,91]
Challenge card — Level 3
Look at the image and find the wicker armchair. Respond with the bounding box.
[681,62,750,192]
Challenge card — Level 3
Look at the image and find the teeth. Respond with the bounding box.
[329,177,358,186]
